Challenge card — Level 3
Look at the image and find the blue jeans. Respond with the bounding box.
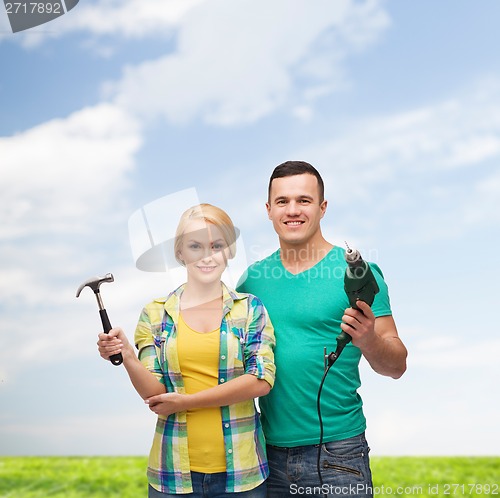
[148,472,267,498]
[266,433,373,497]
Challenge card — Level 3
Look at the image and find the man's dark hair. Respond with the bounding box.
[268,160,325,202]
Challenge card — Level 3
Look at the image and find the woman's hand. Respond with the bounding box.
[146,393,186,417]
[97,327,132,361]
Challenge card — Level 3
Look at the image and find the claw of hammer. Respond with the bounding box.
[76,273,122,366]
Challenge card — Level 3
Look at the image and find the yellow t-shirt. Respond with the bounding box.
[177,313,226,473]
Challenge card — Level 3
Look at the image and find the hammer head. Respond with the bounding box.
[76,273,114,297]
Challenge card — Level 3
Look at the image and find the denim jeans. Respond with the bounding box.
[266,433,373,497]
[148,472,267,498]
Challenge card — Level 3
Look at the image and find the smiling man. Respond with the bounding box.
[237,161,407,498]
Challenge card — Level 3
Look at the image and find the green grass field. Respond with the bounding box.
[0,457,498,497]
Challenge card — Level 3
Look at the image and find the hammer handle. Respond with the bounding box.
[99,309,123,366]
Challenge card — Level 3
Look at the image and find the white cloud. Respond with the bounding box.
[409,337,500,369]
[111,0,390,125]
[282,78,500,248]
[65,0,206,38]
[314,102,500,192]
[3,1,390,127]
[0,103,142,239]
[0,264,171,378]
[0,0,206,46]
[0,102,144,380]
[444,135,500,167]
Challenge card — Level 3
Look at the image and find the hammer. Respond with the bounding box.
[76,273,123,366]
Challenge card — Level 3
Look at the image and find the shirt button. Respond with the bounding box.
[228,449,233,454]
[224,423,230,428]
[221,355,226,360]
[222,331,227,335]
[220,378,225,383]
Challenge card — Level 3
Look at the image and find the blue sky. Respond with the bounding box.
[1,0,499,457]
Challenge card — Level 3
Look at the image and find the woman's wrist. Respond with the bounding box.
[121,343,137,362]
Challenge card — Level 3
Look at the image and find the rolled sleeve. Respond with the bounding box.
[134,307,165,385]
[243,296,276,388]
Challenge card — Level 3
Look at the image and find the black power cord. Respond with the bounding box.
[316,350,341,488]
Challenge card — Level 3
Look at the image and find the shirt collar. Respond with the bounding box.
[159,282,245,321]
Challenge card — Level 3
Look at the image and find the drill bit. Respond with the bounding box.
[344,241,361,265]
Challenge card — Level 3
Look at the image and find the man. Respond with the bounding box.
[237,161,407,497]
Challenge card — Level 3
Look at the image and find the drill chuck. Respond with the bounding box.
[345,246,362,266]
[344,243,379,310]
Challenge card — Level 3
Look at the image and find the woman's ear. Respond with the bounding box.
[226,241,237,261]
[177,251,185,265]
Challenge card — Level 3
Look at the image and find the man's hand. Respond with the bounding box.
[340,300,377,349]
[342,300,407,378]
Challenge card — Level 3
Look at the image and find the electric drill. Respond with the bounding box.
[327,243,380,365]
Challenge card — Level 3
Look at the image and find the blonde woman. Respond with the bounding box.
[97,204,275,498]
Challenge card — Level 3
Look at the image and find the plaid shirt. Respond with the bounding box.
[134,283,276,494]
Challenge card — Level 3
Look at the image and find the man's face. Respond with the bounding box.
[266,173,327,248]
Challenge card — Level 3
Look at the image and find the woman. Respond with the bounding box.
[97,204,275,498]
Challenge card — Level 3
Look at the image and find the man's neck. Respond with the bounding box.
[279,238,334,274]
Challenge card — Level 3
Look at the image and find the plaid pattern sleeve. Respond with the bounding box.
[136,284,276,495]
[134,305,165,385]
[242,295,276,387]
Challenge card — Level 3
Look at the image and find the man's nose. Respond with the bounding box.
[285,200,300,216]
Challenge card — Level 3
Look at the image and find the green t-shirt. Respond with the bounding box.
[237,246,392,446]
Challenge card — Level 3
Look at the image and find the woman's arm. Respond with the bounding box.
[98,328,166,399]
[147,295,276,417]
[146,374,270,416]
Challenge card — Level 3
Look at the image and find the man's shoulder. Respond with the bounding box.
[236,250,280,291]
[247,249,280,270]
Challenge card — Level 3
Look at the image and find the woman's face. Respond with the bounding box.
[177,219,230,285]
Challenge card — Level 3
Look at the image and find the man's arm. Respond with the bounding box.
[341,300,407,379]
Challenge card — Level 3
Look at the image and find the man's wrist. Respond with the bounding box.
[357,330,381,355]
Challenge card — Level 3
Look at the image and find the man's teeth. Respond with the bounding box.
[286,221,303,225]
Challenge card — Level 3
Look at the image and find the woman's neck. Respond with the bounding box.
[181,280,223,309]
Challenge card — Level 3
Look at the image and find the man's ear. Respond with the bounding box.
[320,199,328,218]
[266,202,271,219]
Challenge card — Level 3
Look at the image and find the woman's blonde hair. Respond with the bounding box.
[174,204,237,265]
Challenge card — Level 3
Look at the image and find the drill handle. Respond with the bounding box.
[99,309,123,366]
